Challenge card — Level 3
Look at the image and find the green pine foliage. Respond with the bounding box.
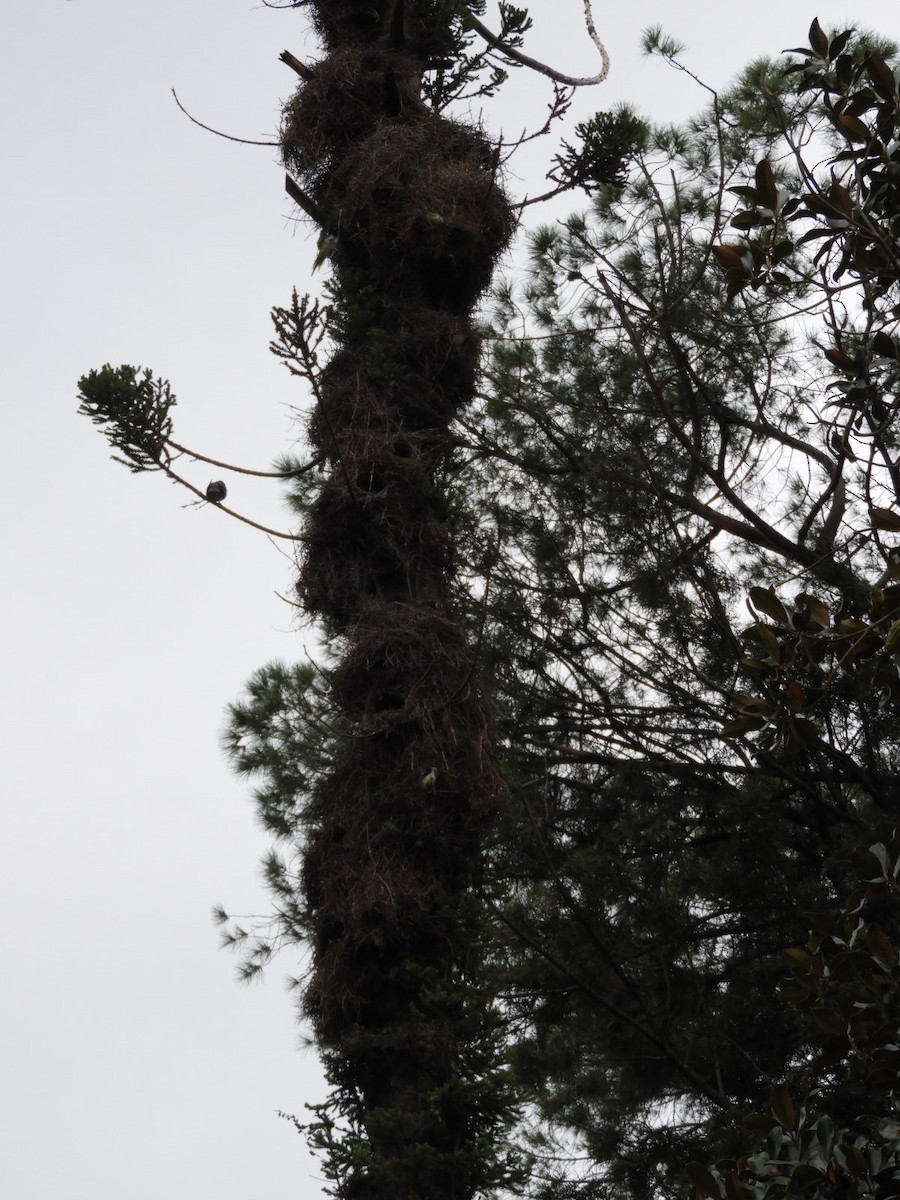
[435,20,900,1198]
[213,14,900,1200]
[77,364,176,472]
[172,14,900,1200]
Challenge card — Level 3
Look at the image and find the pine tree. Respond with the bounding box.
[77,9,900,1200]
[266,5,522,1197]
[77,3,609,1197]
[449,19,900,1198]
[223,18,900,1200]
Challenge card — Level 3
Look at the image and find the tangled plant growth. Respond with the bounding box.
[686,833,900,1200]
[422,18,900,1197]
[237,3,606,1198]
[77,6,900,1200]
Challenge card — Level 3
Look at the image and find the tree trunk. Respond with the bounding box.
[279,3,517,1197]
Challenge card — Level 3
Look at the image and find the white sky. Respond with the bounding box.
[2,2,896,1198]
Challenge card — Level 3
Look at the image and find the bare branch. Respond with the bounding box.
[466,0,609,87]
[170,89,279,147]
[167,438,325,479]
[279,49,313,81]
[284,173,329,228]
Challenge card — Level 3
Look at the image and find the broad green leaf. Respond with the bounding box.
[771,1084,796,1130]
[872,507,900,532]
[809,17,829,58]
[749,586,792,626]
[685,1162,723,1198]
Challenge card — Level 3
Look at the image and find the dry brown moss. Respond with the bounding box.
[322,119,515,306]
[299,476,449,622]
[299,647,504,1037]
[303,0,393,50]
[281,45,410,188]
[281,9,515,1166]
[331,600,483,724]
[308,318,481,448]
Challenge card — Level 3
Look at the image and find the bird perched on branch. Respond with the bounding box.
[420,766,439,791]
[312,232,337,273]
[206,480,227,503]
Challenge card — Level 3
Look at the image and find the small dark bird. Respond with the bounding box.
[206,480,227,503]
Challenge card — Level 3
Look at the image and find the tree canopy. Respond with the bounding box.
[223,17,900,1199]
[78,9,900,1200]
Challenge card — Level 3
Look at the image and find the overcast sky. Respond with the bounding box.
[2,3,897,1198]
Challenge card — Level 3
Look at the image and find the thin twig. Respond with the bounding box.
[465,0,609,87]
[171,89,279,147]
[167,438,324,479]
[164,463,305,541]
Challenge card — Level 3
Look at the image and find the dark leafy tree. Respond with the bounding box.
[686,831,900,1200]
[78,3,611,1199]
[436,19,900,1199]
[78,9,900,1200]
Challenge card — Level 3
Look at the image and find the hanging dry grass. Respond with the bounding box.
[321,119,515,306]
[303,0,394,51]
[299,475,449,621]
[281,44,411,189]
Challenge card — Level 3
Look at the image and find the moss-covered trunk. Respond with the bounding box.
[280,3,516,1197]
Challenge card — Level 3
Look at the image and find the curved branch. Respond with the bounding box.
[165,463,305,541]
[171,89,280,147]
[466,0,609,87]
[167,438,324,479]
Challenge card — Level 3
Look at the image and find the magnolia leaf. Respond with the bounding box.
[866,51,898,99]
[872,507,900,532]
[867,922,897,970]
[685,1162,722,1198]
[827,181,854,217]
[749,586,792,626]
[788,716,821,748]
[733,692,776,717]
[794,593,831,629]
[813,1008,846,1036]
[846,1144,870,1176]
[783,945,813,973]
[872,331,898,359]
[778,983,810,1003]
[822,346,859,373]
[829,29,854,58]
[726,185,760,202]
[757,625,782,664]
[849,844,886,878]
[744,1112,775,1136]
[720,716,766,738]
[830,112,871,143]
[754,159,779,211]
[712,244,752,273]
[730,211,763,230]
[771,1084,796,1131]
[804,192,851,219]
[809,18,828,58]
[835,52,855,87]
[724,1170,746,1200]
